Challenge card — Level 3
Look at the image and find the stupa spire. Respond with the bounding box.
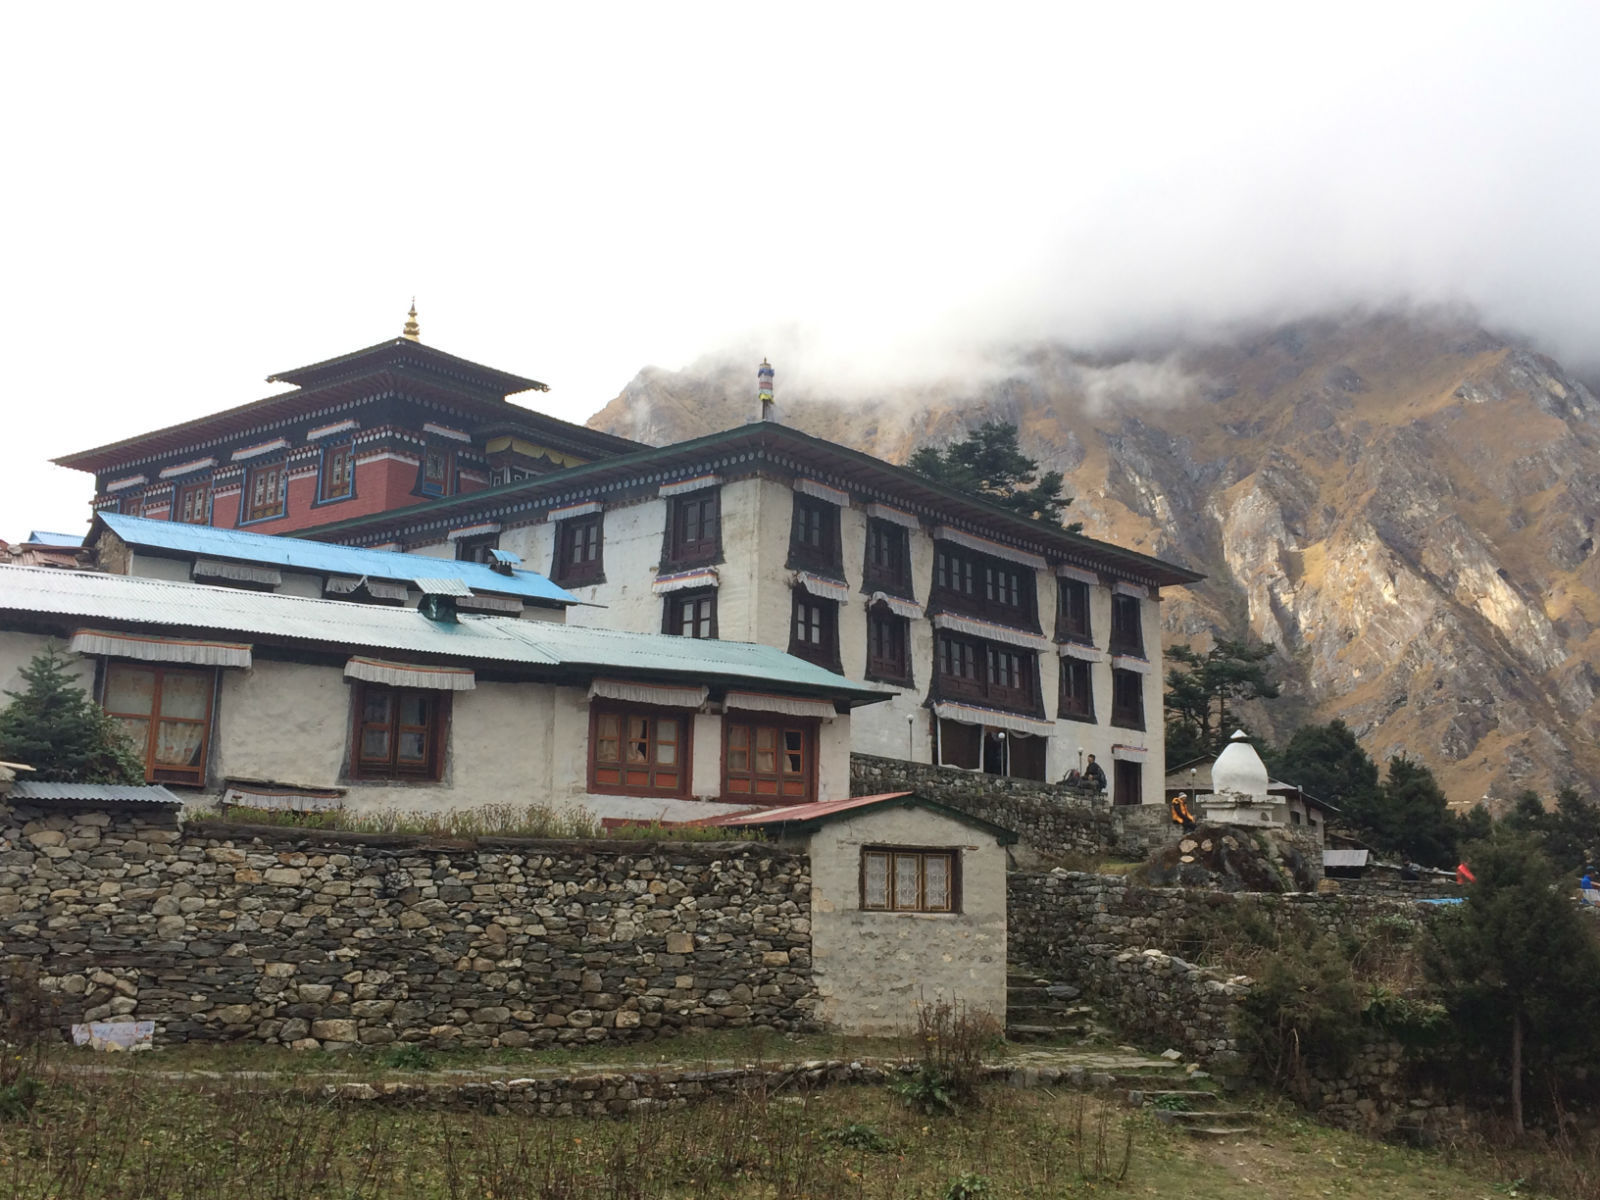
[402,300,420,341]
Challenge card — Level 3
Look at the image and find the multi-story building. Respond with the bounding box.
[54,327,1203,807]
[53,312,642,537]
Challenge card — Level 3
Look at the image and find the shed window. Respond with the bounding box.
[102,663,214,786]
[860,848,958,913]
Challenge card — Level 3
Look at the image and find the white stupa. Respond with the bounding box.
[1202,730,1285,826]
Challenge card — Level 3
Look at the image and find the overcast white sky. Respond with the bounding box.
[5,1,1598,536]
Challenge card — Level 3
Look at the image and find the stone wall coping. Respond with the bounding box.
[181,819,775,859]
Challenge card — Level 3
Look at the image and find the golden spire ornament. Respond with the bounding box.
[402,300,420,341]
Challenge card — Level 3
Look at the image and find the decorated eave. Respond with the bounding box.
[299,422,1206,590]
[54,340,644,477]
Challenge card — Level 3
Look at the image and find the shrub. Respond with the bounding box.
[1236,935,1363,1099]
[891,997,1002,1115]
[943,1172,993,1199]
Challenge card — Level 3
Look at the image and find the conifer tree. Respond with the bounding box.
[908,421,1079,528]
[0,644,144,784]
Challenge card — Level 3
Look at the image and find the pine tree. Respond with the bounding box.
[1423,831,1600,1132]
[1163,639,1280,760]
[0,644,144,784]
[908,421,1079,528]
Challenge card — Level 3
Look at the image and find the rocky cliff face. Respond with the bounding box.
[588,313,1600,805]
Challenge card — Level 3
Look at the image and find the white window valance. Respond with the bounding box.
[306,420,357,441]
[794,572,851,603]
[724,691,838,721]
[869,591,923,620]
[795,478,850,507]
[932,526,1047,571]
[652,567,719,595]
[106,475,147,493]
[930,612,1048,650]
[931,700,1054,737]
[192,559,283,587]
[70,629,252,670]
[1058,641,1106,663]
[1056,564,1100,585]
[158,457,218,480]
[1110,654,1152,674]
[220,782,344,813]
[589,679,710,709]
[324,576,410,602]
[1111,743,1149,762]
[455,593,523,615]
[658,475,721,498]
[344,657,476,691]
[446,522,502,541]
[548,500,602,520]
[231,438,289,462]
[863,502,920,529]
[1112,581,1150,599]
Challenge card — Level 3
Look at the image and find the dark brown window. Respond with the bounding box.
[589,706,688,797]
[665,489,720,566]
[665,589,717,638]
[320,443,355,503]
[861,848,958,912]
[1057,579,1092,643]
[455,533,499,564]
[1059,657,1095,722]
[937,719,982,769]
[866,609,912,684]
[934,632,1039,713]
[176,482,210,524]
[787,495,842,574]
[102,663,214,786]
[243,461,287,523]
[789,594,840,670]
[352,684,447,781]
[863,519,913,596]
[724,719,815,802]
[1110,593,1144,657]
[553,514,603,584]
[931,542,1036,629]
[1110,668,1145,730]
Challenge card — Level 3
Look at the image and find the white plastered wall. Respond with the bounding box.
[803,804,1008,1035]
[0,631,95,697]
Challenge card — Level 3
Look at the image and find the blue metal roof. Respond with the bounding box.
[96,513,574,606]
[25,531,85,547]
[0,566,889,704]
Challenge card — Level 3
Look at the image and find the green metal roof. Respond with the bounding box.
[0,565,890,704]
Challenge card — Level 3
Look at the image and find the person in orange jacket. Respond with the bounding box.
[1170,791,1197,833]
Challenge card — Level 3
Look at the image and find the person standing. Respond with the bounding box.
[1581,867,1599,907]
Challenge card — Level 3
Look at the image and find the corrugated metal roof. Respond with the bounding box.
[703,791,1017,843]
[97,514,574,605]
[0,566,887,702]
[10,780,184,805]
[27,531,85,548]
[1323,849,1370,868]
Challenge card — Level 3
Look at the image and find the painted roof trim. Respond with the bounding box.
[705,791,1019,845]
[298,422,1205,588]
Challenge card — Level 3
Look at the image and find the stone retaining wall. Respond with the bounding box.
[1,803,815,1050]
[849,753,1118,859]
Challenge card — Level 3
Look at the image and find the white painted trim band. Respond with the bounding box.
[1111,743,1149,762]
[658,475,722,497]
[869,592,923,620]
[1056,564,1100,585]
[344,656,475,691]
[71,629,252,669]
[1113,581,1150,599]
[794,478,850,507]
[652,568,719,595]
[549,501,602,520]
[932,526,1048,571]
[931,700,1054,736]
[1058,641,1106,663]
[724,691,838,721]
[863,502,920,529]
[231,439,289,462]
[106,475,148,493]
[306,420,358,441]
[422,422,471,443]
[931,612,1049,650]
[1111,654,1153,674]
[794,572,851,603]
[589,679,709,709]
[158,458,217,480]
[446,522,502,541]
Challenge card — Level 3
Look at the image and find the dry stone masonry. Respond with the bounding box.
[1,803,815,1049]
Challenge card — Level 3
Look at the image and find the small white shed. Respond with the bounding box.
[709,792,1017,1036]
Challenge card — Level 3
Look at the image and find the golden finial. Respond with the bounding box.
[402,299,420,341]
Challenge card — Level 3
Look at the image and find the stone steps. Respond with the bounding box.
[1005,969,1105,1044]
